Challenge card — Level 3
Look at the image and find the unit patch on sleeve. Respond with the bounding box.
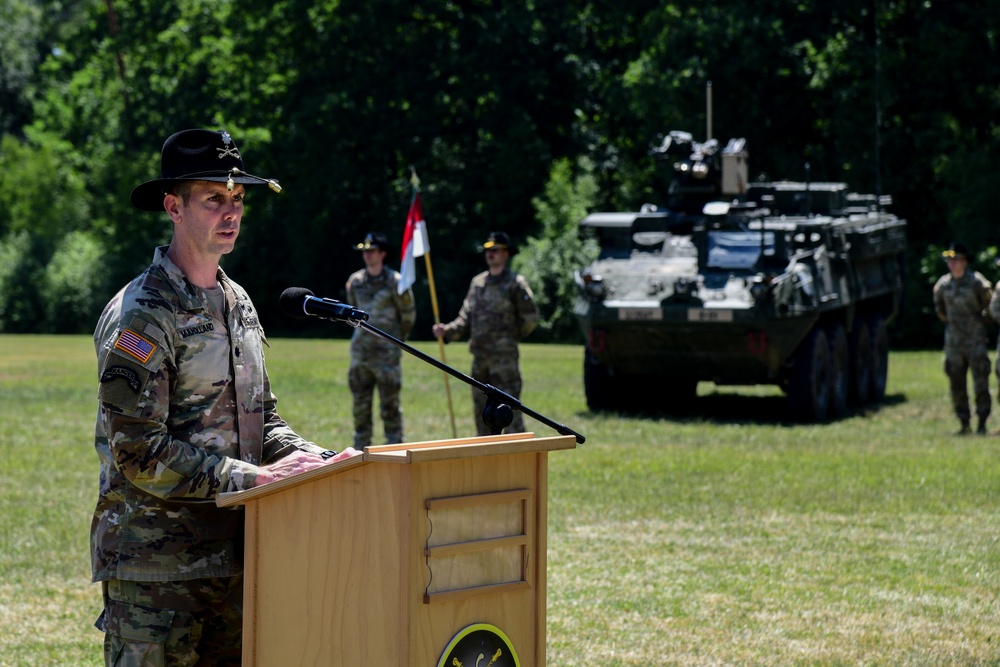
[99,353,152,413]
[114,329,157,363]
[100,365,141,393]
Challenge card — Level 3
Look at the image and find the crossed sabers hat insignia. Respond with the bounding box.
[218,131,240,160]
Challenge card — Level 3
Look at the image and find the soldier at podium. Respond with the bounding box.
[89,128,353,666]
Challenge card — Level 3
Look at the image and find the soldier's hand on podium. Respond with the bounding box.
[253,448,357,487]
[322,447,361,463]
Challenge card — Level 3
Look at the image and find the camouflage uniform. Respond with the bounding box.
[92,246,327,664]
[987,283,1000,411]
[345,267,416,446]
[933,269,993,427]
[438,267,538,435]
[100,577,243,666]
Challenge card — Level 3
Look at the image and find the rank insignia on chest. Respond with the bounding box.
[114,329,157,363]
[239,302,259,328]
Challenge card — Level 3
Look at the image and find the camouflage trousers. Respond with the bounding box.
[944,343,991,421]
[97,576,243,667]
[349,360,403,447]
[471,353,525,436]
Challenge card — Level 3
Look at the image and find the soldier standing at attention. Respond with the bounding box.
[933,242,993,434]
[986,262,1000,429]
[432,232,538,435]
[91,128,354,666]
[345,232,416,447]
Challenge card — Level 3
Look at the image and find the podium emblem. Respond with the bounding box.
[437,623,519,667]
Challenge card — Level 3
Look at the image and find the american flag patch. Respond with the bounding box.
[115,329,156,363]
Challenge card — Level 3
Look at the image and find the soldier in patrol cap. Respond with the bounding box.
[432,231,538,435]
[345,232,416,447]
[91,128,356,666]
[933,242,993,434]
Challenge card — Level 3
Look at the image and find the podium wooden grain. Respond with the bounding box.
[217,432,576,666]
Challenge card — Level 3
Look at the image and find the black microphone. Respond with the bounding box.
[279,287,369,322]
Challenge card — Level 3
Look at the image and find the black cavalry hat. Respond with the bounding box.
[129,129,280,212]
[355,232,391,252]
[942,242,971,261]
[483,231,516,255]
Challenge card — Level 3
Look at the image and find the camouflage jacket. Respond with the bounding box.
[988,281,1000,333]
[345,267,416,362]
[933,270,993,348]
[439,267,538,357]
[91,246,326,583]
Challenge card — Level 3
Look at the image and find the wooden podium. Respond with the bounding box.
[217,432,576,666]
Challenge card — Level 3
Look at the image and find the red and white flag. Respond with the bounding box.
[398,190,429,294]
[398,176,457,436]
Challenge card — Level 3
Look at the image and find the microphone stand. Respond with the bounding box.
[339,316,586,444]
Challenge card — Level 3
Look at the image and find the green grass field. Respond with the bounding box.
[2,334,998,666]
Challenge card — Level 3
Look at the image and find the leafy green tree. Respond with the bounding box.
[0,230,43,332]
[0,131,93,331]
[41,229,110,332]
[0,132,89,244]
[515,157,600,342]
[0,0,42,135]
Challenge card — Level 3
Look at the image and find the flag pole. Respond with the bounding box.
[411,170,458,439]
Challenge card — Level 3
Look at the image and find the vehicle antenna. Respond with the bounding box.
[874,1,883,215]
[706,81,713,141]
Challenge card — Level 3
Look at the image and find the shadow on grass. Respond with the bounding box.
[578,390,907,426]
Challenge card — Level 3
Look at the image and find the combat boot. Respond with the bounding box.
[977,417,988,435]
[958,419,972,435]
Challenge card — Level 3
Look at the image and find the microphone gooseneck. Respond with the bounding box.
[277,286,584,443]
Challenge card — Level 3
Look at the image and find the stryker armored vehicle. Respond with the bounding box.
[574,129,907,421]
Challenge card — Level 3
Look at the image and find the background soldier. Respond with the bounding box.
[92,128,351,666]
[933,242,993,434]
[345,232,416,447]
[432,231,538,435]
[986,262,1000,429]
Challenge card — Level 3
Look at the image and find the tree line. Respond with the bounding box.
[2,0,1000,347]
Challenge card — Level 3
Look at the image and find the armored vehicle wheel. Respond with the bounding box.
[869,316,889,402]
[787,327,831,422]
[827,324,849,417]
[584,350,618,411]
[848,318,872,405]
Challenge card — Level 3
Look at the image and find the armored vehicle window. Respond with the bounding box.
[707,231,775,270]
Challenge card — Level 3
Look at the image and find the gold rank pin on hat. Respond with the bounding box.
[355,232,390,252]
[942,242,970,260]
[483,231,516,255]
